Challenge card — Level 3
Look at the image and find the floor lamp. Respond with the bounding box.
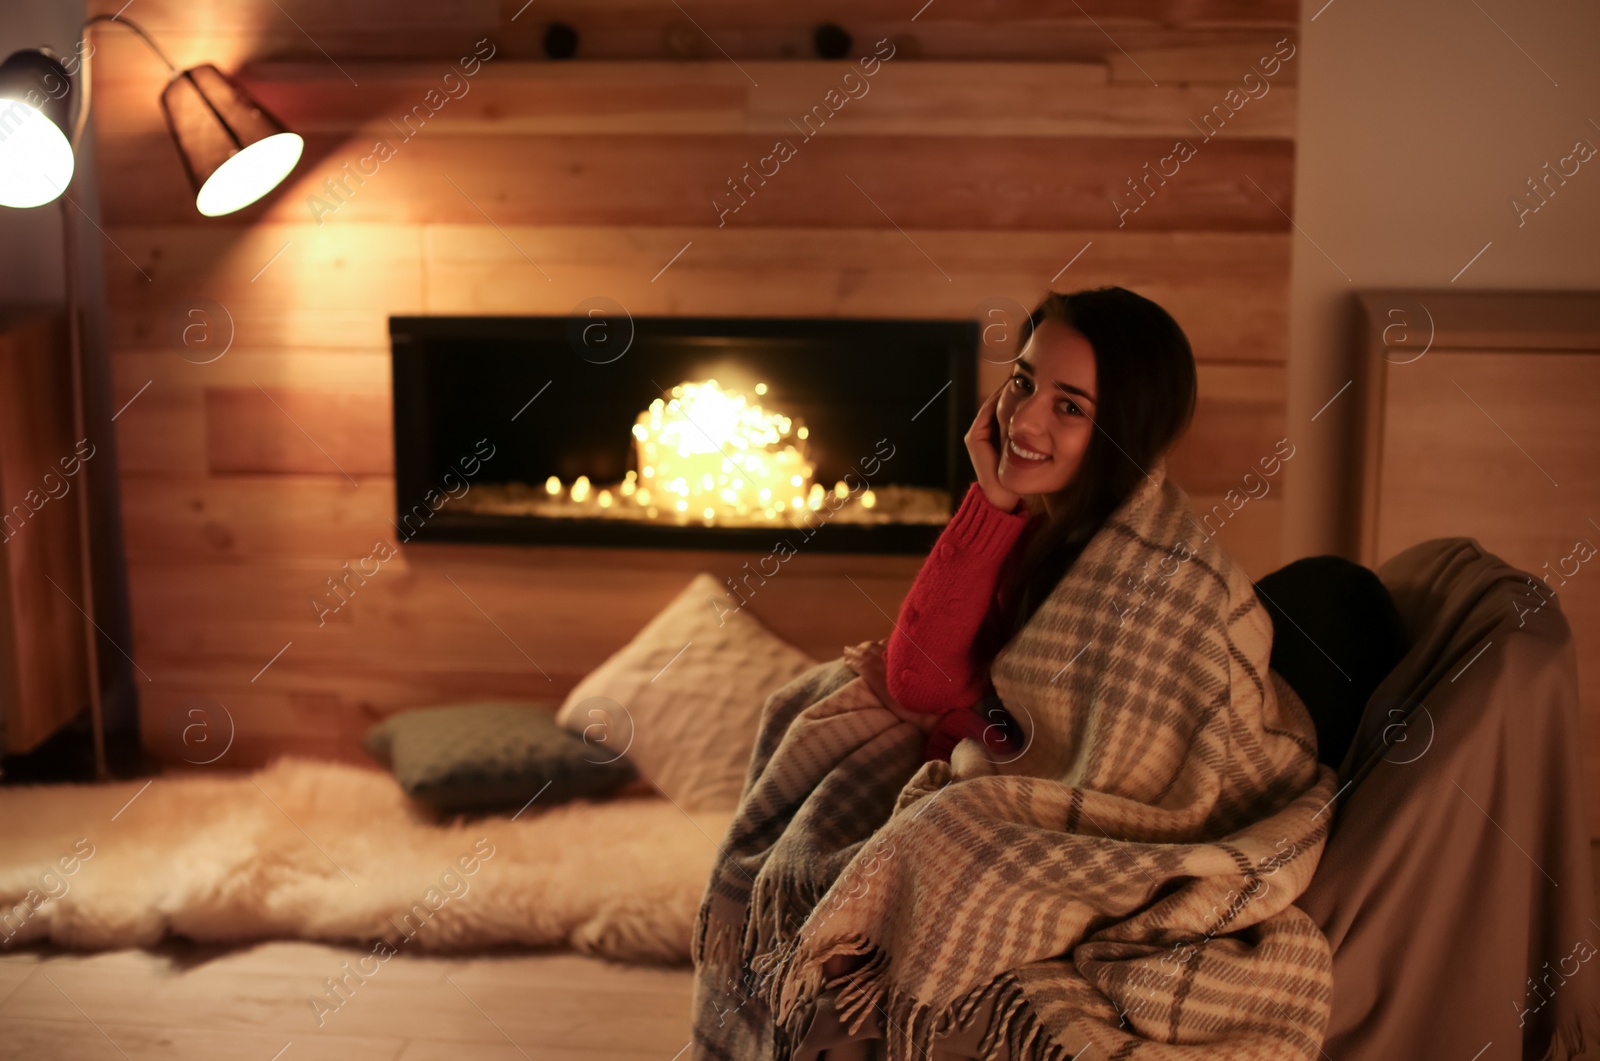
[0,17,305,777]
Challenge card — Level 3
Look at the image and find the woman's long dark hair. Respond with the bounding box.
[1000,286,1198,633]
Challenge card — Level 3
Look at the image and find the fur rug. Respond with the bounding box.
[0,756,730,964]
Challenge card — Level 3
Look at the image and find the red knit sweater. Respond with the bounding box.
[887,482,1035,763]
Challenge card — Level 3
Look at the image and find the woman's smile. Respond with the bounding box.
[1005,436,1051,467]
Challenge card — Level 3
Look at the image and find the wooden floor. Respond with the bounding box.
[0,941,696,1061]
[3,844,1598,1060]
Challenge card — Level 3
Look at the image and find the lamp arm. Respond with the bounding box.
[70,14,179,151]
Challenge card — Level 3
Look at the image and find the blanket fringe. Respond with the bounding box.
[705,936,1600,1061]
[768,936,1091,1061]
[880,979,942,1061]
[974,971,1081,1061]
[769,940,828,1031]
[943,969,1002,1037]
[744,860,826,991]
[761,934,938,1061]
[829,938,893,1036]
[692,907,745,971]
[842,960,1087,1061]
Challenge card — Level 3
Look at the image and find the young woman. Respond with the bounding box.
[843,285,1198,766]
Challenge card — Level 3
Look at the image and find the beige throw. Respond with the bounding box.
[690,457,1341,1060]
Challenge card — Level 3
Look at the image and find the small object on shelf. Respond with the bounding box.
[543,22,580,60]
[813,23,853,60]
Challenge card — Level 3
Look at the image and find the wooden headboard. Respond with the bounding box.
[1354,289,1600,837]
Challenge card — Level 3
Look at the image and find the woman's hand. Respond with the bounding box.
[842,638,938,733]
[964,382,1020,513]
[950,737,1001,781]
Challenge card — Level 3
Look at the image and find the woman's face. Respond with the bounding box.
[995,319,1098,498]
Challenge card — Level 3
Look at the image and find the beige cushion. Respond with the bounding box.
[555,573,819,811]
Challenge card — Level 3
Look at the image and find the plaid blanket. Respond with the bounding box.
[690,457,1341,1060]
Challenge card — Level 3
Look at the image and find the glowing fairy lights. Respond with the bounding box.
[457,377,944,528]
[629,379,813,522]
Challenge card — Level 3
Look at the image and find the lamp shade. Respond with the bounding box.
[0,49,75,209]
[159,63,302,217]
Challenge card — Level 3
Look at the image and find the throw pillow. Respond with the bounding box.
[363,701,639,814]
[555,572,819,812]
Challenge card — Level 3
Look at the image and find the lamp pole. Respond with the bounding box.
[57,190,108,781]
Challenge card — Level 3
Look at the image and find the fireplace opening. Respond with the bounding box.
[390,315,978,553]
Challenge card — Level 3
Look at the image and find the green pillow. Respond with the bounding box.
[363,701,638,814]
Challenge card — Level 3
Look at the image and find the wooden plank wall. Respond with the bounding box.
[85,0,1302,766]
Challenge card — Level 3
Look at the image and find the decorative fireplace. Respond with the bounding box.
[389,314,978,553]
